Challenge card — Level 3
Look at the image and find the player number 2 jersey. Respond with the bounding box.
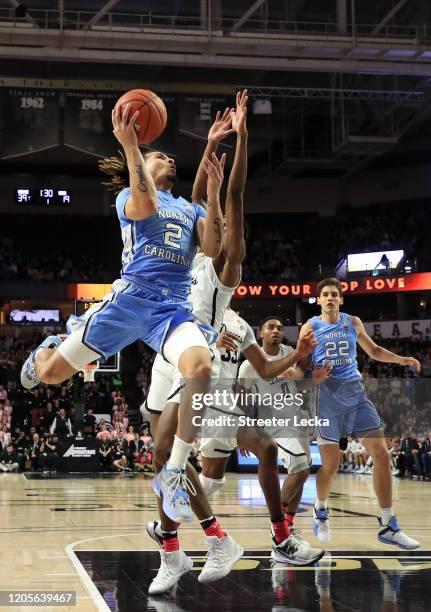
[116,188,206,297]
[310,312,361,380]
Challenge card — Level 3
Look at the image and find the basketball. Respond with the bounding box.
[114,89,167,145]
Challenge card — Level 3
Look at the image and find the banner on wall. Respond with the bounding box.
[69,273,431,302]
[275,319,431,343]
[233,273,431,299]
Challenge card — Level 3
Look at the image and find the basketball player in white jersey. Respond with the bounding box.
[146,93,321,594]
[202,315,321,541]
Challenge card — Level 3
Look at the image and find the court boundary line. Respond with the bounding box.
[65,532,144,611]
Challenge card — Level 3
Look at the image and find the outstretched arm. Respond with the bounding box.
[214,90,248,287]
[112,104,158,221]
[196,153,226,258]
[242,330,316,379]
[352,316,421,371]
[191,108,234,204]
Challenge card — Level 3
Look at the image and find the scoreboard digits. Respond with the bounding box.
[16,188,72,205]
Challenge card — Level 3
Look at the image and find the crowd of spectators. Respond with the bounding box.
[1,199,428,284]
[0,237,109,282]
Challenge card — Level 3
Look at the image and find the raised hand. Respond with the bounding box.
[216,331,239,352]
[231,89,248,136]
[112,104,139,150]
[296,330,317,358]
[208,107,235,143]
[203,152,226,203]
[400,356,421,372]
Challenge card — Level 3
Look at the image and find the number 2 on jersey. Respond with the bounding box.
[325,340,349,358]
[164,223,182,249]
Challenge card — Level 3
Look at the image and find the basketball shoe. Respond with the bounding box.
[198,534,244,583]
[152,465,194,523]
[271,528,324,565]
[377,516,420,550]
[148,549,193,595]
[312,506,331,543]
[20,336,62,389]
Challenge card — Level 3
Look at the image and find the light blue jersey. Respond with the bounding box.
[310,312,361,380]
[116,188,206,299]
[310,312,381,443]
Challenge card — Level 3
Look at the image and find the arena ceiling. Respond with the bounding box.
[0,0,431,178]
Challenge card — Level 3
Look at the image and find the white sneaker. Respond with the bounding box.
[148,549,193,595]
[272,534,324,565]
[378,516,420,550]
[312,506,331,543]
[198,534,243,583]
[20,335,62,389]
[152,465,194,523]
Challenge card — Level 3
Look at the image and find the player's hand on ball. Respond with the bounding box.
[401,356,421,372]
[112,104,140,150]
[231,89,248,136]
[204,152,226,202]
[312,362,333,383]
[208,107,235,143]
[216,331,238,352]
[296,330,317,357]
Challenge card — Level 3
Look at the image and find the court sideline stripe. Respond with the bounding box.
[65,532,144,611]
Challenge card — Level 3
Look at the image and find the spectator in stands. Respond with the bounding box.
[125,431,143,471]
[83,408,97,436]
[50,408,72,438]
[29,433,44,472]
[124,425,135,444]
[96,423,112,441]
[0,426,11,447]
[39,402,56,433]
[99,438,113,471]
[0,384,7,403]
[0,443,19,472]
[421,432,431,478]
[112,439,129,472]
[42,434,60,474]
[395,435,419,477]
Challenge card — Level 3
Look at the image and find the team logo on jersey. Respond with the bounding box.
[342,322,349,329]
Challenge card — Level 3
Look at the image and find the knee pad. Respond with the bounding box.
[199,473,225,496]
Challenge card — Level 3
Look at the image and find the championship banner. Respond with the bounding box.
[233,273,431,299]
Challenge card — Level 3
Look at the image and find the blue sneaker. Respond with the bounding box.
[378,516,419,550]
[20,335,62,389]
[152,465,194,523]
[312,506,331,543]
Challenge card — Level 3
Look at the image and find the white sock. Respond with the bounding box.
[315,498,328,510]
[380,507,393,525]
[167,435,193,471]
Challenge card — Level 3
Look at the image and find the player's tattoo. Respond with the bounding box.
[135,164,148,192]
[213,218,223,244]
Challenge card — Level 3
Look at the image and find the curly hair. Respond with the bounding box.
[98,150,129,195]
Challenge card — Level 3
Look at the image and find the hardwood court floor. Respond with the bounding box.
[0,471,430,611]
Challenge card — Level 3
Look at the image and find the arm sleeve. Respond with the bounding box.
[194,203,206,222]
[115,188,132,220]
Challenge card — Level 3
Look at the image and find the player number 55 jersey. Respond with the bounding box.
[218,309,257,380]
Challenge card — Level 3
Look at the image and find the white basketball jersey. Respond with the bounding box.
[219,308,257,380]
[190,252,237,331]
[238,344,297,397]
